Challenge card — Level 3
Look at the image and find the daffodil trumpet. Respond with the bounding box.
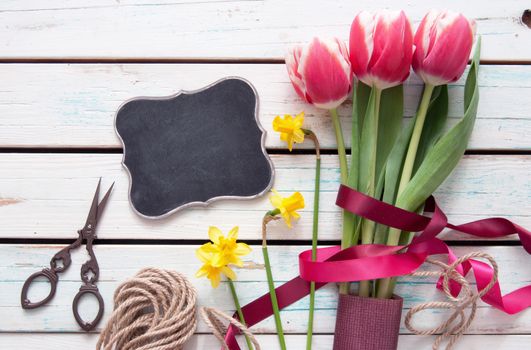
[196,226,254,350]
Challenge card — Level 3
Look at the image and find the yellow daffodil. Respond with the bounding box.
[195,227,254,348]
[269,190,305,228]
[272,112,305,151]
[196,249,236,288]
[195,226,251,288]
[198,226,251,267]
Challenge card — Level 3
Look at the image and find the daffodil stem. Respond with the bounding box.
[228,279,254,350]
[305,132,321,350]
[377,84,435,299]
[263,245,287,350]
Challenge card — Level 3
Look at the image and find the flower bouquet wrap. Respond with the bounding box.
[219,8,530,350]
[286,9,480,350]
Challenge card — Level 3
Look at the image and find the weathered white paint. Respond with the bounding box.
[0,2,528,347]
[0,1,530,61]
[1,334,530,350]
[0,154,528,240]
[0,64,530,150]
[0,245,529,334]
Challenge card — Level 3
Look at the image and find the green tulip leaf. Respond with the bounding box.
[358,88,377,196]
[397,37,481,212]
[346,82,372,245]
[413,85,449,173]
[373,117,415,244]
[348,81,371,191]
[376,85,404,182]
[355,82,371,133]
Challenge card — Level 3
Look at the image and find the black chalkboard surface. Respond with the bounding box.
[115,77,274,218]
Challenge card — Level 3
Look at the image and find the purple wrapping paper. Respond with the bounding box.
[333,294,403,350]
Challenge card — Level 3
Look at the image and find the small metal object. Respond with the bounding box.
[21,178,114,331]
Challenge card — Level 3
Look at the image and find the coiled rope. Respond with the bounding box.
[96,267,259,350]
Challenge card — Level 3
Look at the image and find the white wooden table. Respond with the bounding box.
[1,1,530,349]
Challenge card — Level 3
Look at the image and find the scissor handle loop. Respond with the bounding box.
[72,284,104,331]
[50,249,73,273]
[20,268,58,309]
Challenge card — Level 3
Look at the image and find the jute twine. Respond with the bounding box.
[406,252,499,350]
[200,307,261,350]
[96,267,260,350]
[96,268,197,350]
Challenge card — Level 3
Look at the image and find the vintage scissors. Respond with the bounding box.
[20,178,114,331]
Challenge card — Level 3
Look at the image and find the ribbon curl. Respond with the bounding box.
[224,185,531,349]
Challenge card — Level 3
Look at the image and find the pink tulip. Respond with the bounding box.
[413,10,475,86]
[286,37,352,110]
[349,10,413,90]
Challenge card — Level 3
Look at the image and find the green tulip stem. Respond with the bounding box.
[302,131,321,350]
[330,108,355,295]
[330,108,348,183]
[348,84,362,246]
[359,88,382,298]
[262,211,286,350]
[228,279,254,350]
[378,83,435,299]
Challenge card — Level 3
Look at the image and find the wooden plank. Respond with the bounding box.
[1,245,529,334]
[0,1,530,61]
[1,334,530,350]
[0,154,528,241]
[0,64,530,150]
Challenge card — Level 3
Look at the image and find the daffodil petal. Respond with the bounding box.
[222,266,237,280]
[208,226,223,244]
[293,129,305,143]
[196,247,212,263]
[272,116,282,132]
[282,212,292,228]
[287,138,294,151]
[195,265,208,277]
[230,256,244,267]
[211,274,221,288]
[227,226,239,240]
[269,190,283,208]
[234,242,251,256]
[210,253,226,267]
[200,243,218,253]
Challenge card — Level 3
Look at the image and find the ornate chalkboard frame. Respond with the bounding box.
[115,77,274,219]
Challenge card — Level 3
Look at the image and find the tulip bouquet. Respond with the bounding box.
[286,9,479,350]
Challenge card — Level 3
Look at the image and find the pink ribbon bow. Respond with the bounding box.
[223,185,531,349]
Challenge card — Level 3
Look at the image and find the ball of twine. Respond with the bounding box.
[96,268,197,350]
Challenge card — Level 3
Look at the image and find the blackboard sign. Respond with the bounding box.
[115,77,274,218]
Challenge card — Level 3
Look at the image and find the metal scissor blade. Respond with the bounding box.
[96,182,114,223]
[83,178,101,229]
